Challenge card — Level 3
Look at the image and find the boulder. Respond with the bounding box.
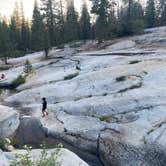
[0,150,10,166]
[0,105,19,138]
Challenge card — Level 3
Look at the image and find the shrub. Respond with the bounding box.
[116,76,127,82]
[10,144,63,166]
[64,72,79,80]
[24,60,34,74]
[99,116,110,123]
[12,75,26,88]
[132,19,144,34]
[0,138,11,151]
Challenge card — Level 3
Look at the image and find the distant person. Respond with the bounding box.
[42,97,48,117]
[1,73,5,80]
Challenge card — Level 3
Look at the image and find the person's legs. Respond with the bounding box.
[42,109,46,117]
[42,109,48,117]
[45,109,48,115]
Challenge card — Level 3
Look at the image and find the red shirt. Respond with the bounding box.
[1,74,5,79]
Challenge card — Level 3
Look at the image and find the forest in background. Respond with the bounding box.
[0,0,166,63]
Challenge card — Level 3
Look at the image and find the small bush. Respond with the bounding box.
[99,116,110,123]
[24,60,34,74]
[0,65,12,71]
[132,19,144,34]
[64,72,79,80]
[0,138,11,151]
[10,144,63,166]
[0,139,7,150]
[129,60,141,64]
[12,75,26,88]
[116,76,127,82]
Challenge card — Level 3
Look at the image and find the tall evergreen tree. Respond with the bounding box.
[107,2,117,38]
[31,1,46,51]
[117,0,144,35]
[80,2,91,40]
[20,3,30,51]
[90,0,111,42]
[145,0,156,28]
[53,0,65,45]
[65,0,79,42]
[9,16,20,51]
[121,0,134,35]
[157,0,166,25]
[12,2,22,30]
[41,0,56,46]
[0,21,12,64]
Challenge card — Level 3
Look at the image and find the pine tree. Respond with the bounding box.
[107,2,117,38]
[12,2,22,30]
[121,0,134,35]
[145,0,156,28]
[9,16,20,51]
[20,2,31,51]
[131,1,144,34]
[90,0,111,42]
[24,59,33,74]
[20,19,31,51]
[0,21,12,64]
[80,2,91,40]
[117,0,144,35]
[41,0,56,46]
[157,0,166,26]
[31,1,46,51]
[52,0,65,45]
[10,2,22,51]
[64,0,79,42]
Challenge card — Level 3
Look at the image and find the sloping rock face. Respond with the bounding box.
[5,148,89,166]
[1,26,166,165]
[0,150,10,166]
[0,105,19,138]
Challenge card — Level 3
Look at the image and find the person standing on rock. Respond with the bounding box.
[42,97,48,117]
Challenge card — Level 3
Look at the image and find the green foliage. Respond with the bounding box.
[90,0,111,41]
[0,21,13,64]
[156,0,166,26]
[10,144,62,166]
[0,139,6,150]
[10,145,34,166]
[40,0,57,46]
[12,75,26,88]
[99,116,110,123]
[24,60,34,74]
[31,1,46,51]
[0,138,9,150]
[145,0,156,28]
[64,72,79,80]
[20,20,31,51]
[0,0,165,59]
[64,0,79,42]
[117,0,144,36]
[79,2,91,40]
[132,19,144,34]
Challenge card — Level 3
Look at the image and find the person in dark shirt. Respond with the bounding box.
[42,97,48,117]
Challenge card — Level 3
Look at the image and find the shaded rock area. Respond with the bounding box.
[1,26,166,165]
[13,117,104,166]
